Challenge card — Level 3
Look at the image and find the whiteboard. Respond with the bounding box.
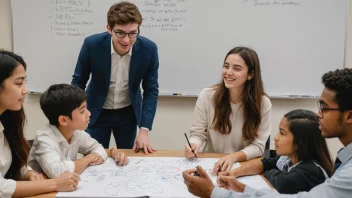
[12,0,347,97]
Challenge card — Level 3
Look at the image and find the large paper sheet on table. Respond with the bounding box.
[57,157,270,197]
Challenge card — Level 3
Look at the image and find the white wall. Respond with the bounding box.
[1,0,351,159]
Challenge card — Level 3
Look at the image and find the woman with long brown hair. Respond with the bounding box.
[0,50,80,197]
[184,47,272,173]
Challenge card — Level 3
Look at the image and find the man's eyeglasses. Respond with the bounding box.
[111,29,139,39]
[317,101,340,115]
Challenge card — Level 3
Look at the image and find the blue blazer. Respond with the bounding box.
[71,32,159,130]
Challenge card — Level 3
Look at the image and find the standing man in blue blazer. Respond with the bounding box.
[71,2,158,154]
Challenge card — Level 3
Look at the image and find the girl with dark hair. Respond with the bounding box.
[0,50,80,197]
[217,109,333,194]
[184,47,272,174]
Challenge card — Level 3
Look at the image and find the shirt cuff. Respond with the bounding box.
[189,137,203,150]
[211,186,233,198]
[20,165,33,180]
[94,147,108,161]
[244,185,276,196]
[62,161,75,176]
[240,147,261,160]
[140,127,149,131]
[0,178,16,198]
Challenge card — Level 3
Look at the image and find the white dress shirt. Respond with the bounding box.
[102,39,132,109]
[28,123,108,179]
[0,122,32,198]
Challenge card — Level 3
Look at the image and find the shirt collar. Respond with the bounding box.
[338,142,352,163]
[49,124,68,143]
[111,38,133,57]
[276,156,302,172]
[48,124,79,144]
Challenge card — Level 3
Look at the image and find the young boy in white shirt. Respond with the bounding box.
[28,84,129,179]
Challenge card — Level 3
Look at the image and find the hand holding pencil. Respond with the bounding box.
[184,133,199,159]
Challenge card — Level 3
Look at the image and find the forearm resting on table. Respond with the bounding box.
[74,157,92,174]
[231,151,247,163]
[13,180,57,197]
[233,158,264,177]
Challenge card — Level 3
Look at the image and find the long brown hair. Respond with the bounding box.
[284,109,333,176]
[0,50,29,180]
[212,47,265,141]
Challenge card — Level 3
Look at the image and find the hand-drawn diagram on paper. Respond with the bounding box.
[57,157,270,197]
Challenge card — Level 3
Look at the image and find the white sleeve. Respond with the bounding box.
[211,186,282,198]
[0,177,16,198]
[33,136,75,179]
[19,165,33,180]
[189,89,210,149]
[77,131,108,161]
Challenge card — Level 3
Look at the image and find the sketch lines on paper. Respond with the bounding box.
[83,157,217,196]
[57,157,251,197]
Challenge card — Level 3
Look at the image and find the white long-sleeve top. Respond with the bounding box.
[28,123,108,179]
[189,88,272,160]
[0,122,32,198]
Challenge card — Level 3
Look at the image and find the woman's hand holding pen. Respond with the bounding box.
[212,153,236,175]
[184,143,199,159]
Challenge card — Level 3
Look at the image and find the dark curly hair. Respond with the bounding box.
[322,68,352,111]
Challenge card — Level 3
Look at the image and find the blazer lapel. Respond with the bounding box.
[101,33,112,89]
[130,37,141,82]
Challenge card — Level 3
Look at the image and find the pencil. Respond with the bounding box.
[184,133,197,158]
